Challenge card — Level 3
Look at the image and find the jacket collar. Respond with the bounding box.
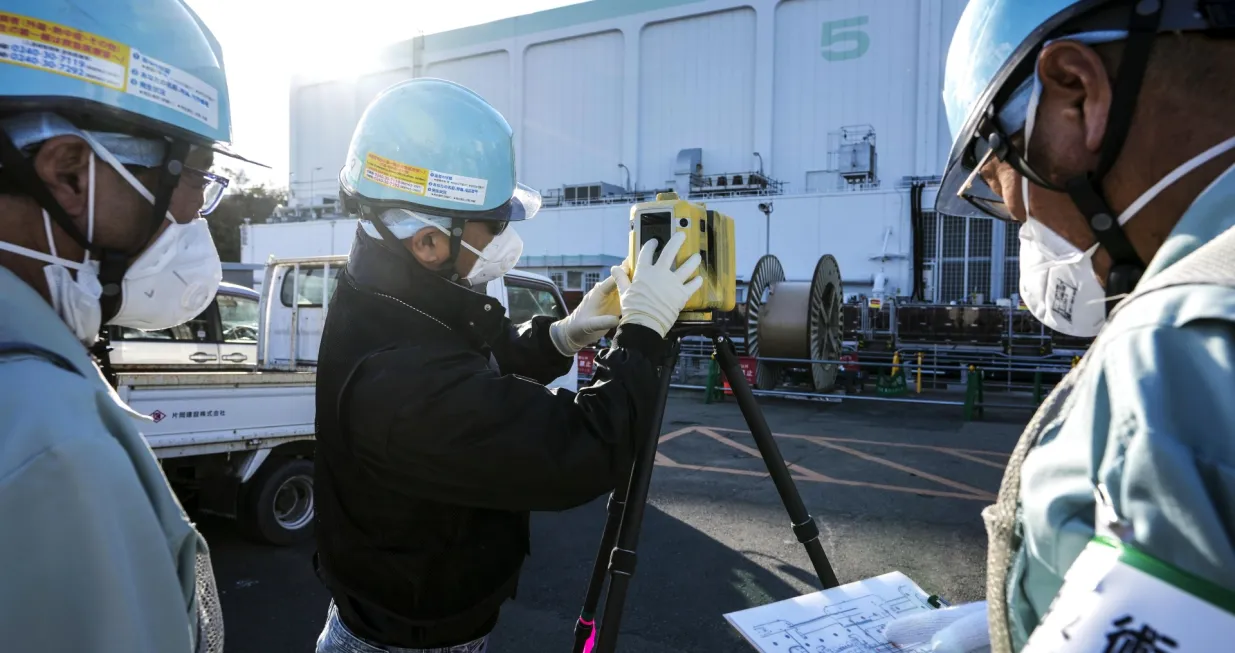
[0,266,152,421]
[345,227,506,343]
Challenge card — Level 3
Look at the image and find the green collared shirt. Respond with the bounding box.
[0,267,206,652]
[1008,163,1235,649]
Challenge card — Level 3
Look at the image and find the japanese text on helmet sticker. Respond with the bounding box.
[425,170,487,206]
[126,49,219,130]
[362,151,489,206]
[0,12,129,90]
[363,152,428,195]
[0,12,219,129]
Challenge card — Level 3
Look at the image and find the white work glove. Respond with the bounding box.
[611,231,703,338]
[884,601,991,653]
[549,275,622,356]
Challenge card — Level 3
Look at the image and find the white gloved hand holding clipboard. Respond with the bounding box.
[883,600,991,653]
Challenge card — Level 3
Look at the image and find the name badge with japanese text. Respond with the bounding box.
[1024,537,1235,652]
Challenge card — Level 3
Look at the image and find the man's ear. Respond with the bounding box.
[31,135,93,218]
[1037,41,1114,155]
[405,225,446,269]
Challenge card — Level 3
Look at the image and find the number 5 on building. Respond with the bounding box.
[821,16,870,62]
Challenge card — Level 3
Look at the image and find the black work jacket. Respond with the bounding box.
[313,230,667,648]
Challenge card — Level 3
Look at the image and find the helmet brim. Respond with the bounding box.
[0,99,266,169]
[211,141,269,169]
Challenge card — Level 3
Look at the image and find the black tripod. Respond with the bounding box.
[571,325,840,653]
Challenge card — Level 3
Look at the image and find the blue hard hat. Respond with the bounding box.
[340,78,541,225]
[0,0,244,155]
[936,0,1221,220]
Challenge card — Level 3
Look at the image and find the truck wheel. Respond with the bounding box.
[239,457,315,546]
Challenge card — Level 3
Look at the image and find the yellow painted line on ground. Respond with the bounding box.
[654,426,999,502]
[654,455,991,502]
[934,449,1009,470]
[695,428,831,481]
[657,426,698,444]
[707,427,1011,460]
[800,438,996,501]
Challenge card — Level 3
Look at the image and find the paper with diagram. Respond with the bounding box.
[724,571,934,652]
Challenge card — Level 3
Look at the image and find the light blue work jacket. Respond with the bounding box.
[0,267,209,652]
[1008,163,1235,648]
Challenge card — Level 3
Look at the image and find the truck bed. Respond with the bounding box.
[119,370,317,459]
[117,369,316,387]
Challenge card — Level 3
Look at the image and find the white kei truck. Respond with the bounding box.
[110,255,577,546]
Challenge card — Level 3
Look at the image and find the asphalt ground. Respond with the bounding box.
[200,390,1028,652]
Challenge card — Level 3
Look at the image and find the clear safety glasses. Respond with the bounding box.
[126,163,229,215]
[956,142,1013,222]
[183,165,229,215]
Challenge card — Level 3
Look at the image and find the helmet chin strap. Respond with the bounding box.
[445,217,466,284]
[362,203,470,284]
[1061,1,1163,311]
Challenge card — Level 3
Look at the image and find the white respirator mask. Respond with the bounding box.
[461,227,523,286]
[389,209,523,286]
[1012,32,1235,337]
[0,122,221,343]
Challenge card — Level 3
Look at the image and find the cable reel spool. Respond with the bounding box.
[744,254,845,392]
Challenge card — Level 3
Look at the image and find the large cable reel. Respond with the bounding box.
[744,254,845,392]
[745,255,785,390]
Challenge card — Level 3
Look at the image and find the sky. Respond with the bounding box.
[184,0,583,190]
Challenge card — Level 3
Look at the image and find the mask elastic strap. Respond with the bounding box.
[1064,1,1163,308]
[42,209,59,260]
[0,238,90,270]
[458,234,497,289]
[142,140,189,244]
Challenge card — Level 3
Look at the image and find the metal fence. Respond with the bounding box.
[921,213,1023,305]
[578,346,1063,420]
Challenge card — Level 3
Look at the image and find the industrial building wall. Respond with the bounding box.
[637,8,758,190]
[523,30,625,192]
[285,0,995,300]
[290,0,970,197]
[775,0,929,191]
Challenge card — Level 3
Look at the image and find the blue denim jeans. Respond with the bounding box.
[316,601,490,653]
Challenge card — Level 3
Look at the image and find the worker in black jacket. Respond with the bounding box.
[313,78,704,653]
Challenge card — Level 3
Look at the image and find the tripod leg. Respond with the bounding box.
[571,489,625,653]
[713,335,840,589]
[592,340,680,653]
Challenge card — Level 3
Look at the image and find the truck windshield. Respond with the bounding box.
[218,293,260,343]
[281,266,341,307]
